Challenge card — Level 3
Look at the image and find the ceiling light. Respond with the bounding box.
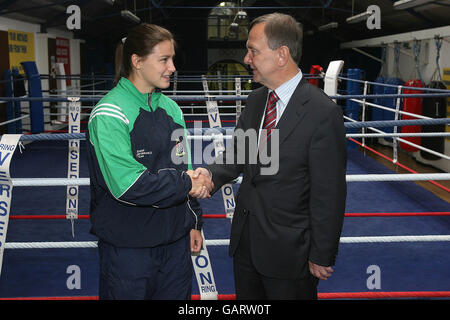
[393,0,435,10]
[121,10,140,23]
[236,10,247,20]
[229,22,239,35]
[346,10,372,24]
[318,22,338,31]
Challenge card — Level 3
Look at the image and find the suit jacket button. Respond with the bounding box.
[242,209,247,214]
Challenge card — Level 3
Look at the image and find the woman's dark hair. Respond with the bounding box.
[114,23,175,84]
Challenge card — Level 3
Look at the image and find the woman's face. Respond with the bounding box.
[132,39,176,92]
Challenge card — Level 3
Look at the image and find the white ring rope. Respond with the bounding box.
[188,133,450,139]
[11,173,450,187]
[349,97,432,120]
[0,115,30,126]
[345,173,450,181]
[347,132,450,138]
[5,235,450,250]
[344,115,450,161]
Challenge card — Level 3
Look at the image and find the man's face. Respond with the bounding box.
[243,23,279,88]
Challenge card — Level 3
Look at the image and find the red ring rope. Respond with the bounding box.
[1,291,450,300]
[8,212,450,220]
[349,137,450,193]
[345,212,450,217]
[185,120,236,123]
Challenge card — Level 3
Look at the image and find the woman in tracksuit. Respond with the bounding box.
[86,23,213,300]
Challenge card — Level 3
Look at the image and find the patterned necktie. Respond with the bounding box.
[262,91,279,141]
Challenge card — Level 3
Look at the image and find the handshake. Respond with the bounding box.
[186,168,214,199]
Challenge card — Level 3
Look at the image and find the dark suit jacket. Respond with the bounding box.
[208,78,347,279]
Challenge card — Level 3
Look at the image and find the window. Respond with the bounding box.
[207,2,249,41]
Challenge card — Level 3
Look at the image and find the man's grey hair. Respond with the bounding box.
[250,13,303,64]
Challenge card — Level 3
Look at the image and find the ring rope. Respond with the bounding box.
[2,291,450,300]
[349,97,432,120]
[2,92,450,104]
[338,76,450,93]
[344,116,450,160]
[13,117,450,142]
[349,137,450,193]
[10,173,450,187]
[8,212,450,220]
[4,235,450,250]
[8,211,450,219]
[20,132,450,139]
[347,132,450,138]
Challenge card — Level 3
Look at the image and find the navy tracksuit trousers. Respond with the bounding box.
[98,235,192,300]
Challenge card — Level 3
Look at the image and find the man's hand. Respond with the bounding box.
[308,261,334,280]
[186,169,214,199]
[190,229,203,254]
[192,167,212,180]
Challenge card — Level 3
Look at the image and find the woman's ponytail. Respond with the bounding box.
[114,41,126,86]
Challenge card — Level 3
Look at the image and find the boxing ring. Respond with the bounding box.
[0,61,450,300]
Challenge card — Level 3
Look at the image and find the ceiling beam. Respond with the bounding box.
[340,25,450,48]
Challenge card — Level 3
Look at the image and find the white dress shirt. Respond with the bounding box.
[258,69,303,143]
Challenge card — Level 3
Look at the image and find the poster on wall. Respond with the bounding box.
[8,29,35,74]
[444,68,450,141]
[56,37,71,85]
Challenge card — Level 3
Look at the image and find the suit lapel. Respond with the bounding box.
[247,87,268,179]
[275,78,311,145]
[249,87,268,131]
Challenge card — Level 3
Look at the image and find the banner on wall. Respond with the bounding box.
[443,68,450,141]
[56,37,71,85]
[8,29,35,74]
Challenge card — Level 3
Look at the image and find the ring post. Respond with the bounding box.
[21,61,44,134]
[11,68,24,134]
[323,60,344,102]
[3,70,16,134]
[55,63,68,123]
[346,69,362,149]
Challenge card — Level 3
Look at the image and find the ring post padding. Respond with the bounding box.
[345,69,363,149]
[20,61,44,133]
[55,63,68,123]
[324,60,344,102]
[3,70,15,134]
[382,77,404,144]
[372,76,386,123]
[11,69,24,134]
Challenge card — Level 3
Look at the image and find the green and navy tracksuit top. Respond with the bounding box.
[86,77,202,247]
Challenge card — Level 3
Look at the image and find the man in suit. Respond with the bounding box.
[195,13,347,299]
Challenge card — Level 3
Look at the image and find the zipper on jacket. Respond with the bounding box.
[186,196,199,230]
